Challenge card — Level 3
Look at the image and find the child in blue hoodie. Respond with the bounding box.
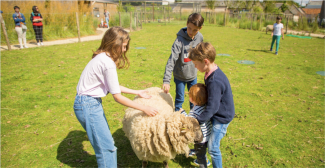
[162,13,204,112]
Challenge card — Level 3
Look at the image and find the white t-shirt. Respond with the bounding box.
[273,23,283,36]
[76,52,121,97]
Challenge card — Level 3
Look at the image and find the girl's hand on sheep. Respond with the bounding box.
[143,106,159,117]
[137,90,152,99]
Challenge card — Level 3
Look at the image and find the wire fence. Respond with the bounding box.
[1,2,323,50]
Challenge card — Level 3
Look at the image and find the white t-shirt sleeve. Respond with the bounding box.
[103,67,121,95]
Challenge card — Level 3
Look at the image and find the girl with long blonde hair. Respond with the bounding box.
[73,27,158,168]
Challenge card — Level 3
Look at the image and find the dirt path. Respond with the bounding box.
[286,30,325,38]
[1,28,130,51]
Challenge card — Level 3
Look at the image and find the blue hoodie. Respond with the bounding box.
[12,12,26,26]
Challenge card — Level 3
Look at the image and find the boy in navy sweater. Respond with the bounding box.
[189,42,235,168]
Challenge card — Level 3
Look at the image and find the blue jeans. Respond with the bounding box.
[174,77,197,111]
[105,17,109,28]
[73,95,117,168]
[208,118,229,168]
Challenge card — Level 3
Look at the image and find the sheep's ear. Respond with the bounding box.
[181,127,187,133]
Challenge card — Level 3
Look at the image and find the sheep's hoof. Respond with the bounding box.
[163,161,168,168]
[142,161,148,168]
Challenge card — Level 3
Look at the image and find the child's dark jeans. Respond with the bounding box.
[195,142,208,168]
[174,77,197,111]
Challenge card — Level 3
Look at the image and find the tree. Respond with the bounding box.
[117,0,124,12]
[280,2,289,13]
[253,6,263,13]
[264,2,276,13]
[206,0,216,11]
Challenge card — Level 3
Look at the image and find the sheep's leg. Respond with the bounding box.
[163,161,168,168]
[142,161,148,168]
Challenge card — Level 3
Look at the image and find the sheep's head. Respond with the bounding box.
[180,116,203,143]
[166,112,204,156]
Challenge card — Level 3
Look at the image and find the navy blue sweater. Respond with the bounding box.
[196,68,235,124]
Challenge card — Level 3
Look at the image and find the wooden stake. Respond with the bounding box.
[0,13,11,51]
[130,12,132,32]
[119,12,121,27]
[76,12,81,42]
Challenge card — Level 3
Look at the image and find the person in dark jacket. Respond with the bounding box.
[30,6,43,46]
[13,6,28,49]
[189,42,235,168]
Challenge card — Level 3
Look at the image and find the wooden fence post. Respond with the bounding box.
[130,12,132,32]
[76,12,81,42]
[152,4,154,22]
[0,13,11,51]
[180,7,182,20]
[286,16,288,34]
[144,2,147,23]
[224,8,226,26]
[135,12,138,29]
[140,11,142,29]
[119,12,121,27]
[168,4,170,23]
[164,6,166,25]
[260,13,262,31]
[250,13,253,30]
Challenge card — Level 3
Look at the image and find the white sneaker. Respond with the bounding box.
[37,43,40,46]
[24,45,29,48]
[41,42,44,46]
[20,46,24,49]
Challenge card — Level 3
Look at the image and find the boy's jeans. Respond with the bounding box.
[105,17,109,28]
[73,95,117,168]
[174,77,197,111]
[208,118,230,168]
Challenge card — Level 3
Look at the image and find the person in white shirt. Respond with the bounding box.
[270,16,284,55]
[73,27,158,168]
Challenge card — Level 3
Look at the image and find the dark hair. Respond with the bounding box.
[276,16,282,20]
[187,13,204,27]
[32,6,39,14]
[14,6,20,10]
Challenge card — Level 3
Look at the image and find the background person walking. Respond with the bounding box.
[30,6,43,46]
[104,9,110,28]
[12,6,28,49]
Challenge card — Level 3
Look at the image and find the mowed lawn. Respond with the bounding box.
[1,23,324,167]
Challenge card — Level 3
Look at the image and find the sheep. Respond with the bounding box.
[266,25,273,34]
[122,87,203,167]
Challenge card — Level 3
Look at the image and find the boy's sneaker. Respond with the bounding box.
[41,42,44,46]
[188,149,196,157]
[270,48,273,51]
[275,52,278,55]
[193,158,211,166]
[37,43,40,46]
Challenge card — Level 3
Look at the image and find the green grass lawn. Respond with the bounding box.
[1,23,324,167]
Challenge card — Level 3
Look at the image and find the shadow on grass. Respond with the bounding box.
[56,130,97,167]
[113,128,196,168]
[246,49,270,53]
